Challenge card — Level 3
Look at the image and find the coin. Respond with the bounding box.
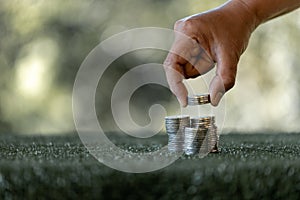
[187,94,210,105]
[165,113,219,155]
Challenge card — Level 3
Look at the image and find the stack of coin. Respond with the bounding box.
[184,127,207,155]
[165,115,190,152]
[190,116,219,153]
[167,133,185,153]
[165,92,220,155]
[187,94,210,105]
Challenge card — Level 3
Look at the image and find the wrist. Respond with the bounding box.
[222,0,262,30]
[236,0,300,24]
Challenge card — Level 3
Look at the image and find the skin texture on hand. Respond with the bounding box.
[164,0,300,107]
[240,0,300,23]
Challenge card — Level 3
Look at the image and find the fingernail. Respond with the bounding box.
[213,92,223,106]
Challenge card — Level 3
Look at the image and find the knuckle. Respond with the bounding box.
[181,19,194,30]
[174,20,183,30]
[174,19,194,31]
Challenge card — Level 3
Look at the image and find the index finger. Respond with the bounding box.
[164,55,188,107]
[163,31,201,107]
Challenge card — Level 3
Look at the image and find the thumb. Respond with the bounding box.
[209,51,238,106]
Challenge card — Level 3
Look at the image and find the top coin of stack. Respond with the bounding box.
[190,116,215,128]
[165,115,190,133]
[187,94,210,105]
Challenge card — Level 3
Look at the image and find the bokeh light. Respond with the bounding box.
[0,0,299,134]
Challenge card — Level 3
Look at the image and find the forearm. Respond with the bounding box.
[238,0,300,24]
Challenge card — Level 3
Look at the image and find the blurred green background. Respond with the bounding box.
[0,0,299,134]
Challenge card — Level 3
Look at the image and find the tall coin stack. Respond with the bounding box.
[187,94,219,154]
[165,115,190,152]
[184,127,207,155]
[190,116,219,153]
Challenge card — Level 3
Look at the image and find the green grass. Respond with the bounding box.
[1,132,300,199]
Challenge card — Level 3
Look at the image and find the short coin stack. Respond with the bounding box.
[165,115,190,152]
[165,93,219,155]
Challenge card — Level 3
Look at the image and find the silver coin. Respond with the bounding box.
[187,94,210,106]
[166,114,219,154]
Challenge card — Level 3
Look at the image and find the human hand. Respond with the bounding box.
[163,1,258,106]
